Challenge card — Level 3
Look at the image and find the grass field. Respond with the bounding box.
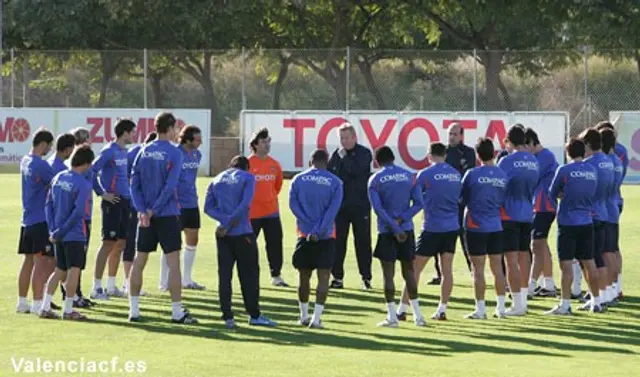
[1,174,639,377]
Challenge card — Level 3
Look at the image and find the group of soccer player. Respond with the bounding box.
[16,111,628,329]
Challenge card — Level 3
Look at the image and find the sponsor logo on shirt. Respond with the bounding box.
[598,161,614,170]
[380,173,410,183]
[434,173,461,182]
[55,180,74,192]
[513,160,539,170]
[182,162,200,170]
[569,170,597,180]
[478,176,507,187]
[141,151,167,160]
[301,175,332,186]
[115,158,127,166]
[615,166,623,173]
[218,175,240,185]
[255,174,276,182]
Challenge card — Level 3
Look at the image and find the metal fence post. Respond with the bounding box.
[143,48,148,108]
[345,46,350,111]
[473,48,478,112]
[241,46,246,110]
[10,48,14,107]
[583,45,589,128]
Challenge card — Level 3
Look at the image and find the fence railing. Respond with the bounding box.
[1,47,639,135]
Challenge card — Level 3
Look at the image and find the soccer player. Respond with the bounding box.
[579,128,614,311]
[497,125,539,315]
[545,138,601,315]
[525,128,559,297]
[40,145,94,320]
[461,138,508,320]
[328,123,374,290]
[247,128,288,287]
[205,155,277,329]
[129,112,197,324]
[48,133,75,173]
[289,149,343,329]
[600,128,623,306]
[368,146,426,327]
[17,129,55,314]
[398,142,461,321]
[123,132,157,295]
[90,119,136,299]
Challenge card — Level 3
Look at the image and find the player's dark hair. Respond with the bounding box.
[566,138,585,159]
[115,119,136,138]
[32,128,54,147]
[525,128,540,146]
[55,133,76,152]
[580,128,601,151]
[144,132,157,144]
[70,145,95,167]
[310,149,329,165]
[374,146,395,166]
[229,155,250,171]
[250,128,269,152]
[429,142,446,157]
[507,124,526,146]
[595,121,614,131]
[475,137,495,162]
[155,112,176,134]
[179,125,201,145]
[600,129,616,154]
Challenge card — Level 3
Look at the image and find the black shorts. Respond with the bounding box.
[557,224,593,262]
[292,238,335,270]
[54,241,87,271]
[603,222,618,253]
[502,221,532,252]
[101,198,130,240]
[180,207,201,230]
[618,203,623,215]
[464,230,504,256]
[18,222,54,257]
[416,230,457,257]
[374,231,416,262]
[593,221,606,268]
[532,212,555,240]
[123,208,138,262]
[85,220,92,246]
[136,215,182,254]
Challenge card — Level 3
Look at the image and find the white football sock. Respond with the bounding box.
[93,279,102,291]
[107,276,117,290]
[31,300,42,313]
[64,298,74,314]
[42,294,53,312]
[528,280,536,294]
[386,302,397,321]
[437,302,447,313]
[599,289,607,303]
[397,301,408,314]
[160,254,169,288]
[129,296,140,317]
[171,302,184,320]
[476,299,486,314]
[572,261,582,295]
[544,277,555,290]
[561,299,570,310]
[617,274,623,294]
[496,295,506,312]
[72,295,79,301]
[18,296,28,307]
[182,245,197,285]
[520,288,528,309]
[299,302,309,321]
[409,299,422,319]
[311,304,324,324]
[593,295,601,307]
[511,292,522,310]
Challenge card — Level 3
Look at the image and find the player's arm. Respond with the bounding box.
[548,166,564,202]
[314,180,344,238]
[288,179,313,224]
[368,177,402,234]
[150,150,183,215]
[52,183,89,241]
[275,161,283,194]
[227,175,256,227]
[45,187,55,234]
[204,181,230,226]
[91,148,111,196]
[399,175,424,223]
[40,161,55,186]
[130,153,147,213]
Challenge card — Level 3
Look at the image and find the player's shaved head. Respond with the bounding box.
[310,149,329,168]
[229,155,250,171]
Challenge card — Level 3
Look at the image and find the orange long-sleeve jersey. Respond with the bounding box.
[248,154,283,219]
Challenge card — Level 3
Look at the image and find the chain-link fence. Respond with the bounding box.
[1,48,640,136]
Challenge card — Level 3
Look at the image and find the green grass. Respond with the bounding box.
[1,174,639,377]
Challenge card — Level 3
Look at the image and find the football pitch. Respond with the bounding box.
[1,174,639,377]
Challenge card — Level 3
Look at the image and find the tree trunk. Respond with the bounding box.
[356,57,386,109]
[150,73,163,108]
[635,50,640,80]
[98,52,121,108]
[496,76,513,112]
[272,55,290,110]
[201,75,220,135]
[482,50,503,110]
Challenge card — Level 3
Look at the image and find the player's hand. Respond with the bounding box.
[395,232,408,244]
[102,193,120,204]
[338,148,347,158]
[138,213,150,228]
[146,209,154,219]
[49,236,56,244]
[216,226,228,238]
[230,219,239,227]
[395,218,403,226]
[558,192,564,199]
[307,234,319,242]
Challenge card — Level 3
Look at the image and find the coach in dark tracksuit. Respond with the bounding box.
[431,123,476,284]
[328,123,373,290]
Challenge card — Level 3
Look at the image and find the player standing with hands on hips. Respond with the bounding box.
[328,123,373,290]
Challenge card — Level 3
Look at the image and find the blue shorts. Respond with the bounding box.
[502,221,532,252]
[603,222,618,254]
[532,212,555,240]
[464,230,503,256]
[101,198,130,240]
[137,215,182,254]
[292,238,335,270]
[416,230,457,257]
[54,241,87,271]
[557,224,593,262]
[593,221,606,268]
[18,222,54,257]
[374,231,416,262]
[180,207,201,230]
